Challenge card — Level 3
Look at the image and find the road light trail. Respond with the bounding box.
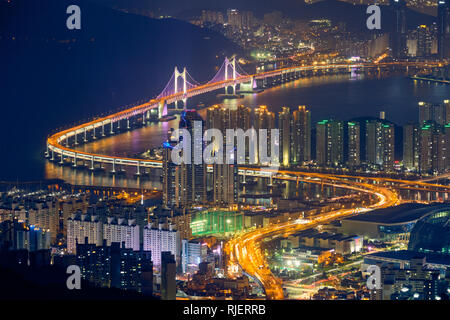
[225,176,399,299]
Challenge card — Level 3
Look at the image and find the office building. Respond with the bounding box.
[181,239,207,274]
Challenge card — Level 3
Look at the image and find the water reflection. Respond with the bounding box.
[45,74,449,188]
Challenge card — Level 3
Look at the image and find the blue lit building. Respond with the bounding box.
[341,203,450,241]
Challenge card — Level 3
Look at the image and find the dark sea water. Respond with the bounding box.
[5,74,449,185]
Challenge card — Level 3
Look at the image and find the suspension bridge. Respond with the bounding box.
[45,57,444,175]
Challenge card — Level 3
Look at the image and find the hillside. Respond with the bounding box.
[0,0,242,180]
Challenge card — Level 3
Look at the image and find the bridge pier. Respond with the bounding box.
[74,133,78,145]
[158,100,167,118]
[110,121,114,134]
[127,118,130,130]
[60,152,64,164]
[111,158,116,173]
[72,154,77,167]
[102,122,105,137]
[84,127,87,142]
[90,157,95,171]
[136,161,141,175]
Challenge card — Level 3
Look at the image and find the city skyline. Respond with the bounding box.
[0,0,449,308]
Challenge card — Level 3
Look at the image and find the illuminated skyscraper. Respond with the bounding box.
[206,105,246,206]
[381,123,395,171]
[227,9,242,29]
[419,122,449,174]
[403,123,420,170]
[390,0,407,59]
[419,101,448,126]
[347,121,360,167]
[278,107,291,167]
[254,105,276,164]
[438,0,450,59]
[162,140,179,208]
[316,119,344,166]
[445,100,450,124]
[416,25,432,58]
[177,110,206,207]
[365,120,395,171]
[292,106,312,165]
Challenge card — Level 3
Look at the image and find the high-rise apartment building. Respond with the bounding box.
[390,0,408,59]
[419,122,449,174]
[403,123,420,170]
[161,251,177,300]
[347,121,360,167]
[438,0,450,59]
[143,223,179,268]
[103,217,140,251]
[292,106,312,165]
[416,25,433,58]
[418,101,448,126]
[176,111,207,207]
[365,120,395,171]
[206,105,248,206]
[278,107,291,167]
[316,119,344,166]
[77,241,153,293]
[67,213,103,254]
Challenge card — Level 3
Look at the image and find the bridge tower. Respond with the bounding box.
[174,66,187,110]
[225,56,237,94]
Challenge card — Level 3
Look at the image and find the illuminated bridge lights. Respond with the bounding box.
[46,60,445,175]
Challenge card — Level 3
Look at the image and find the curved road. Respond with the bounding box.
[225,175,400,299]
